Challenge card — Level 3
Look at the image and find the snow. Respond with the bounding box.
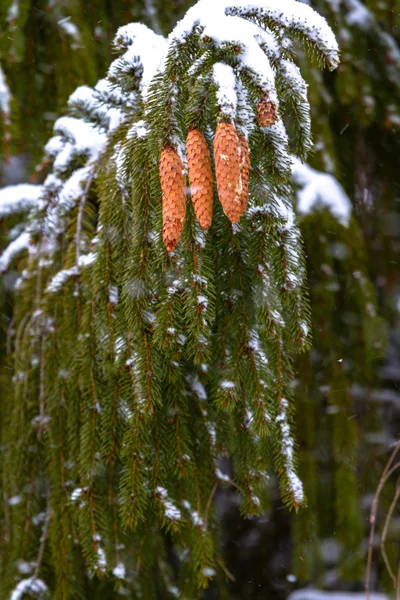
[93,534,107,572]
[7,0,19,22]
[171,0,339,70]
[225,0,340,70]
[58,16,80,40]
[109,24,167,101]
[344,0,373,28]
[221,380,235,389]
[113,563,126,579]
[280,59,309,101]
[216,468,231,482]
[276,397,304,504]
[17,560,34,575]
[0,232,30,272]
[194,229,206,249]
[0,64,11,117]
[109,286,119,305]
[71,488,85,502]
[213,63,237,117]
[10,578,48,600]
[263,120,291,173]
[156,486,181,521]
[235,79,254,138]
[69,85,95,107]
[0,184,43,218]
[46,253,97,293]
[190,376,207,400]
[45,135,64,158]
[197,294,208,307]
[185,505,204,528]
[55,167,92,216]
[53,116,106,167]
[289,591,389,600]
[128,119,150,139]
[274,195,296,230]
[292,158,352,226]
[8,495,23,506]
[69,83,125,133]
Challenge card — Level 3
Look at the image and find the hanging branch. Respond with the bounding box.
[0,0,341,596]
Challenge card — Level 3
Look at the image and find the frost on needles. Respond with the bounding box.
[1,0,340,597]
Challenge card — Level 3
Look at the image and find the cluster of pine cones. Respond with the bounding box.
[160,95,278,252]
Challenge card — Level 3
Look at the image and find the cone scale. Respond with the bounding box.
[213,122,243,224]
[186,128,214,229]
[257,94,279,128]
[159,147,187,252]
[238,134,250,215]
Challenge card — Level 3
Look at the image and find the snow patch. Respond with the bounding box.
[213,62,237,117]
[0,185,43,218]
[0,232,31,272]
[292,158,352,226]
[10,578,48,600]
[289,591,389,600]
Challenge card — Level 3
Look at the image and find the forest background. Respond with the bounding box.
[0,0,400,598]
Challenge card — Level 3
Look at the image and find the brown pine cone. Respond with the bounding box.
[213,122,242,224]
[160,147,187,252]
[186,128,214,229]
[238,135,250,215]
[257,94,278,128]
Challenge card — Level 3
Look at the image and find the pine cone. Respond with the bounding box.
[213,122,242,224]
[238,135,250,215]
[186,128,214,229]
[257,94,278,128]
[160,147,187,252]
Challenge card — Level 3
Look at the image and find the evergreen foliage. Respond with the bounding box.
[0,1,343,597]
[0,0,194,168]
[0,0,399,598]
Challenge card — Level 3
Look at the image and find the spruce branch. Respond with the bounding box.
[0,0,343,595]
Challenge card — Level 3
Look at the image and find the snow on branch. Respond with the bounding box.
[289,591,389,600]
[276,398,304,505]
[171,0,339,70]
[292,158,352,226]
[213,63,237,118]
[0,63,11,119]
[0,232,31,272]
[46,253,97,293]
[224,0,340,69]
[155,487,182,523]
[0,185,43,219]
[53,116,106,165]
[344,0,374,29]
[68,84,96,109]
[110,23,167,101]
[58,16,81,44]
[0,63,12,159]
[10,577,48,600]
[66,83,125,136]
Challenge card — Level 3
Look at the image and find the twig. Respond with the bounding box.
[75,169,96,267]
[28,157,51,183]
[366,441,400,600]
[397,562,400,600]
[33,505,52,579]
[6,316,14,355]
[380,475,400,585]
[38,334,46,435]
[204,480,218,526]
[216,557,236,582]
